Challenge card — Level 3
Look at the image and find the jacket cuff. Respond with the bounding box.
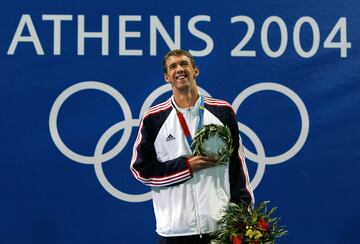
[186,158,193,176]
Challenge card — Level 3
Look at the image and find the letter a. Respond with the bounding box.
[8,14,44,55]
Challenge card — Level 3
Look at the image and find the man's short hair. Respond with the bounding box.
[163,49,196,74]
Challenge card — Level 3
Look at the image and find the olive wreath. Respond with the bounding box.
[192,124,234,163]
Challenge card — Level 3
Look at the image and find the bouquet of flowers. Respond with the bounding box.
[212,201,288,244]
[192,124,233,163]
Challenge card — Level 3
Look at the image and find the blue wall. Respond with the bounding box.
[1,0,359,243]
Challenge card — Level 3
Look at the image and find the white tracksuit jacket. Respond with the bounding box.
[130,95,254,237]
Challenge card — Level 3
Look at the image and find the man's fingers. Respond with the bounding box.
[188,155,217,171]
[190,155,215,162]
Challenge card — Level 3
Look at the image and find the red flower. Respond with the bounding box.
[257,218,270,232]
[230,234,243,244]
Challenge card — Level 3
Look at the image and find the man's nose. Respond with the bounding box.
[176,65,184,73]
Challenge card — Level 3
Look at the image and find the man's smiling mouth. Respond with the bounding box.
[176,74,187,80]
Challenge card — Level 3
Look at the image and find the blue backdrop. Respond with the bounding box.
[1,0,359,243]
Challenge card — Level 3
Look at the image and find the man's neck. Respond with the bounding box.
[173,88,199,108]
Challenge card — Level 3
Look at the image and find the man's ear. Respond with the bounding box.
[194,66,200,78]
[164,72,170,83]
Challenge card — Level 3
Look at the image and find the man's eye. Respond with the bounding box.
[169,65,176,70]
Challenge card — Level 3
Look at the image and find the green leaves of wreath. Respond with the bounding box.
[192,124,234,163]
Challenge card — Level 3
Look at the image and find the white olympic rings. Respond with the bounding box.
[49,81,309,202]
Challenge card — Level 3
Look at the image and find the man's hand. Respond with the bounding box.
[188,155,216,172]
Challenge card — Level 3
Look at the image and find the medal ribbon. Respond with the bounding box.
[171,95,204,149]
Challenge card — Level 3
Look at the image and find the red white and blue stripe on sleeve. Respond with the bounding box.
[130,100,193,187]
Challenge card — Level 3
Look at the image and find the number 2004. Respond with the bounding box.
[231,16,351,58]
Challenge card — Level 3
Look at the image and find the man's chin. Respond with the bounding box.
[175,77,188,83]
[173,84,190,92]
[174,80,189,87]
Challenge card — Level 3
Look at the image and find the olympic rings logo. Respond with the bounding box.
[49,81,309,203]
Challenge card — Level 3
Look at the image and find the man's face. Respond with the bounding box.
[164,55,199,91]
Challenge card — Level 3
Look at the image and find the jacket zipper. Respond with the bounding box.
[186,108,203,237]
[187,109,203,236]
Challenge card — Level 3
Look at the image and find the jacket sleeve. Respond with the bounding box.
[130,116,193,187]
[227,108,255,207]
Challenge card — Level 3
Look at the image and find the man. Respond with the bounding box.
[130,49,254,244]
